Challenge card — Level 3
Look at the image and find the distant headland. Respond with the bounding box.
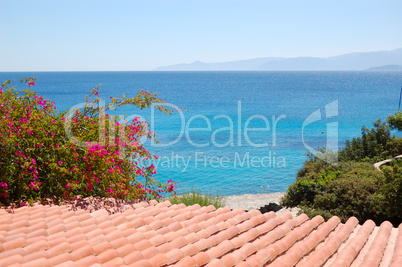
[364,64,402,71]
[157,48,402,71]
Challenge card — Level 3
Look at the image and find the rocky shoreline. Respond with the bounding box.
[222,192,301,218]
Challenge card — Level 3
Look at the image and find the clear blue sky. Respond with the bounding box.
[1,0,401,71]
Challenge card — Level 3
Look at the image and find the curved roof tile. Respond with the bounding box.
[0,198,401,266]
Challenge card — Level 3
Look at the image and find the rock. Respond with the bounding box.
[258,203,282,214]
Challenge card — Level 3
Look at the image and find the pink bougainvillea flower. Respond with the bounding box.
[0,182,8,190]
[0,79,177,205]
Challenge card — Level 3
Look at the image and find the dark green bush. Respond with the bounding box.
[313,170,385,223]
[388,138,402,155]
[282,168,341,207]
[387,110,402,131]
[281,154,401,226]
[379,159,402,224]
[338,119,396,163]
[283,113,402,226]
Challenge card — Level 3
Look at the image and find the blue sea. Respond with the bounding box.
[1,71,401,195]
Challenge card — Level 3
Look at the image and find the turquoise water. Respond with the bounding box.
[1,71,401,195]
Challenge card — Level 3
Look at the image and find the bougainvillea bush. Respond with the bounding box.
[0,77,177,206]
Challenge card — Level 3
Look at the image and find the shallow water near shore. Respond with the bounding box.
[1,71,401,195]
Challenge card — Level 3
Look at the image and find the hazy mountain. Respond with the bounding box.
[157,48,402,71]
[157,58,284,71]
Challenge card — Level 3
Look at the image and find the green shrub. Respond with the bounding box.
[0,78,177,206]
[338,119,396,163]
[281,154,396,225]
[386,138,402,156]
[169,187,225,209]
[387,110,402,131]
[380,160,402,223]
[281,169,341,207]
[282,150,341,207]
[283,113,402,226]
[313,170,385,223]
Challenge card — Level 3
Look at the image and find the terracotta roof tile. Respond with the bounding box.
[193,251,211,265]
[141,245,159,259]
[0,247,26,262]
[92,240,113,255]
[69,239,89,251]
[110,236,129,250]
[74,254,99,265]
[48,252,72,265]
[106,229,123,241]
[88,234,107,246]
[133,239,153,251]
[103,256,125,266]
[115,243,135,258]
[390,224,402,267]
[67,233,86,244]
[142,230,157,240]
[22,257,51,267]
[0,224,10,233]
[97,249,119,263]
[23,249,50,262]
[1,254,23,266]
[4,233,26,242]
[122,250,143,263]
[0,198,401,266]
[137,224,153,233]
[3,236,28,251]
[175,255,197,267]
[70,244,94,261]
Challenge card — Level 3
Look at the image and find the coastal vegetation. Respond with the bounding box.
[0,78,177,206]
[282,111,402,226]
[168,187,225,209]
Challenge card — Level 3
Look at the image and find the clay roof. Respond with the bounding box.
[0,198,401,266]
